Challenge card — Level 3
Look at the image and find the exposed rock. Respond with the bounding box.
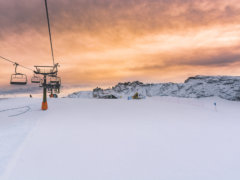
[67,91,93,98]
[68,76,240,101]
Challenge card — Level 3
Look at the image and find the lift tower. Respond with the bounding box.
[34,65,58,110]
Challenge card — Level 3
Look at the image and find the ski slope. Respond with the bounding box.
[0,97,240,180]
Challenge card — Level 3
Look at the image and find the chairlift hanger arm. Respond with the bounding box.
[14,63,18,74]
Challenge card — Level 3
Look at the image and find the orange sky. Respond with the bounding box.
[0,0,240,88]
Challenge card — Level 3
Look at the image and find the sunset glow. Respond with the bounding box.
[0,0,240,87]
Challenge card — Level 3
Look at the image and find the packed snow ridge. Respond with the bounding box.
[68,75,240,101]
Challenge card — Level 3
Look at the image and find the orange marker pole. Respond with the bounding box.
[42,75,48,110]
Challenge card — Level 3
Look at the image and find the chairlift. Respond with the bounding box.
[54,87,60,94]
[10,73,28,85]
[49,75,61,85]
[47,84,60,94]
[48,75,61,92]
[10,63,27,85]
[31,74,41,83]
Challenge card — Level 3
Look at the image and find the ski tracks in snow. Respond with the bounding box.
[0,106,31,117]
[0,99,45,180]
[0,117,42,180]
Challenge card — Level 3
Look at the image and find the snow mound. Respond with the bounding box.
[68,75,240,101]
[67,91,93,98]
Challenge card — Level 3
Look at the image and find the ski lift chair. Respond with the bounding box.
[10,73,28,85]
[31,74,41,83]
[48,75,61,91]
[49,85,60,94]
[54,87,60,94]
[10,63,28,85]
[49,75,61,85]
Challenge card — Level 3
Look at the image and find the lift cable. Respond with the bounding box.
[0,56,34,71]
[44,0,55,66]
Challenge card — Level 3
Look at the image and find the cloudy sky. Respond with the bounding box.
[0,0,240,88]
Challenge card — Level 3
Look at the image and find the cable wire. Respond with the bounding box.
[0,0,57,73]
[0,56,34,71]
[44,0,55,66]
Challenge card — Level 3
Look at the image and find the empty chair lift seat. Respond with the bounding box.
[10,73,27,85]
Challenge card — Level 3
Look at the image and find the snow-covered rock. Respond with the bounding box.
[69,76,240,101]
[67,91,93,98]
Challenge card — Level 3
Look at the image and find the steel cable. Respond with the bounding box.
[0,56,34,72]
[44,0,55,66]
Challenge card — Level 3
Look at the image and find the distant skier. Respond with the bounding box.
[214,102,217,112]
[30,94,32,98]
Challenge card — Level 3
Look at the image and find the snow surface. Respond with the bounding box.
[0,97,240,180]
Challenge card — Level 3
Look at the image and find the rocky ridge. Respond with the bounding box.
[68,76,240,101]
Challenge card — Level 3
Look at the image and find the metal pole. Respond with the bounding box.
[42,75,48,110]
[50,88,53,98]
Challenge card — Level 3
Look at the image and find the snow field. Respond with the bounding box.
[0,97,240,180]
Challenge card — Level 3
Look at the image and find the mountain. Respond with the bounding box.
[68,75,240,101]
[0,85,41,95]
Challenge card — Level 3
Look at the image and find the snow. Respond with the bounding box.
[0,97,240,180]
[67,91,93,98]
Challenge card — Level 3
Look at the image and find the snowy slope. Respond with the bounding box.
[69,76,240,101]
[0,97,240,180]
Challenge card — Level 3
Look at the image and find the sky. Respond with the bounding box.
[0,0,240,88]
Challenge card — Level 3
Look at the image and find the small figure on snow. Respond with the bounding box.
[214,102,217,112]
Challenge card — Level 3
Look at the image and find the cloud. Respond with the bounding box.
[1,0,240,86]
[130,46,240,71]
[1,0,240,40]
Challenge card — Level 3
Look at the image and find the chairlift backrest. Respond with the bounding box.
[10,73,27,85]
[31,75,41,83]
[49,76,61,85]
